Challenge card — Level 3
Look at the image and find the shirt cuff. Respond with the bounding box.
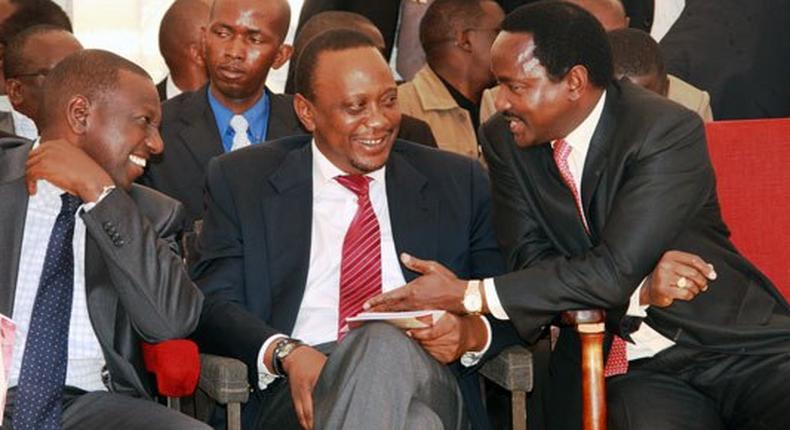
[460,316,492,367]
[81,185,116,212]
[627,277,649,317]
[257,334,287,390]
[484,278,510,320]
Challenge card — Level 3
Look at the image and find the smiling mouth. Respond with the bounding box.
[129,154,146,168]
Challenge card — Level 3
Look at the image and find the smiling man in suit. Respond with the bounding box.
[0,49,205,429]
[192,29,521,429]
[366,3,790,430]
[140,0,305,223]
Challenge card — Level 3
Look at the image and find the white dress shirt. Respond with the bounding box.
[484,91,675,360]
[0,95,38,140]
[10,174,107,392]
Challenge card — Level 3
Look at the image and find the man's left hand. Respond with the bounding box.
[364,253,468,314]
[409,313,487,364]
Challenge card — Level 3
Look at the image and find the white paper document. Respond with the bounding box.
[346,310,446,330]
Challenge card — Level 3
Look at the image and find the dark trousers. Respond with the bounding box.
[545,331,790,430]
[2,386,208,430]
[607,346,790,430]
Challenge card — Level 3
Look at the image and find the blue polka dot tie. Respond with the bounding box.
[14,193,81,430]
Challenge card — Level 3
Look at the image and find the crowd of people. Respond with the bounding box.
[0,0,788,429]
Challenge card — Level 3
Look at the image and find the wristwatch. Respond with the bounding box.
[272,337,305,376]
[463,279,483,315]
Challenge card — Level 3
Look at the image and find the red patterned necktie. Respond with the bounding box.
[335,175,382,340]
[553,139,629,376]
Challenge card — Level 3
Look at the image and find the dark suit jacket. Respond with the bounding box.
[658,0,790,119]
[156,78,168,102]
[192,135,521,429]
[480,80,790,427]
[139,85,307,223]
[0,138,203,399]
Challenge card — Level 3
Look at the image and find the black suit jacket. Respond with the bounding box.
[139,85,307,223]
[156,78,168,102]
[658,0,790,119]
[0,138,203,399]
[192,135,520,428]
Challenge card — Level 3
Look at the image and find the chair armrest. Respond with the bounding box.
[479,345,533,392]
[199,353,250,405]
[141,339,200,397]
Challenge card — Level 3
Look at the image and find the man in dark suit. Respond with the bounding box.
[0,49,205,429]
[367,3,790,430]
[140,0,305,223]
[193,29,520,429]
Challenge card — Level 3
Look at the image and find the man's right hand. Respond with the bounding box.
[281,346,327,430]
[641,250,717,307]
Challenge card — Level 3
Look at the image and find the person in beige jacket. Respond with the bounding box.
[398,0,504,159]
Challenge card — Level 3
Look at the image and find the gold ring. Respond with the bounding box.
[677,276,689,289]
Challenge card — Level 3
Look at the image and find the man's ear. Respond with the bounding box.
[6,79,22,108]
[293,93,316,132]
[455,29,473,52]
[65,95,91,135]
[565,65,590,101]
[189,41,205,67]
[272,44,293,70]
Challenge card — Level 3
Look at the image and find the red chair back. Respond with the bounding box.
[705,118,790,299]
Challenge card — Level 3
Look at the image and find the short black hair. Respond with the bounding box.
[420,0,490,54]
[294,28,379,101]
[501,2,612,88]
[0,0,71,45]
[607,28,665,79]
[41,49,151,127]
[3,24,70,80]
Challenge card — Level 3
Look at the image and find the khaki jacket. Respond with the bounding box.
[398,65,483,159]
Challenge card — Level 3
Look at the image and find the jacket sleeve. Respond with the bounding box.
[80,188,204,342]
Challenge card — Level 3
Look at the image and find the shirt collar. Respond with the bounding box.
[207,85,271,151]
[552,90,607,157]
[311,138,386,196]
[165,75,182,99]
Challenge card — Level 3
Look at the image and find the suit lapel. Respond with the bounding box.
[263,140,313,331]
[177,86,224,169]
[385,143,438,282]
[521,143,592,252]
[581,88,618,240]
[0,140,32,315]
[267,91,306,139]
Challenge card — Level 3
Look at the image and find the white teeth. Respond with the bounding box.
[359,138,384,147]
[129,154,146,167]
